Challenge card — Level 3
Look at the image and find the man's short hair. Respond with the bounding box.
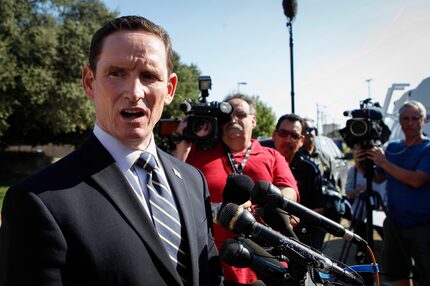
[276,114,305,134]
[89,15,173,75]
[223,93,256,115]
[399,100,427,119]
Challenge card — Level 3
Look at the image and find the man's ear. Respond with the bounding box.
[251,115,257,128]
[164,72,178,106]
[299,134,305,147]
[82,65,95,100]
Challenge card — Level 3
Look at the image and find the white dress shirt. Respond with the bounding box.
[93,124,171,218]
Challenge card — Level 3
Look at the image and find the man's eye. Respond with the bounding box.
[141,72,158,81]
[109,69,125,77]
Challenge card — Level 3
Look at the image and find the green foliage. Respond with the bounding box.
[162,52,201,119]
[0,0,117,147]
[0,1,205,148]
[253,95,276,139]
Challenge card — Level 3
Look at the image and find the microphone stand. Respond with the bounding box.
[287,18,295,113]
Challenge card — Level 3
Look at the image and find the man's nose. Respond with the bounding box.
[126,78,146,102]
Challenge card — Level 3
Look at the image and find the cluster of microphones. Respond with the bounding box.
[214,174,368,285]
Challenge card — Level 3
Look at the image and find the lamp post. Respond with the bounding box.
[365,78,373,98]
[237,82,247,93]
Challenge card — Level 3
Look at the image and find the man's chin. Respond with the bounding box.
[120,131,151,149]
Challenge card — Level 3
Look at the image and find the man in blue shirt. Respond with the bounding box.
[366,100,430,286]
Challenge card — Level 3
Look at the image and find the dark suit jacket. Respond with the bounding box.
[0,134,223,286]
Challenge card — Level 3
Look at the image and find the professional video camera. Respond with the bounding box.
[177,76,233,150]
[340,98,390,149]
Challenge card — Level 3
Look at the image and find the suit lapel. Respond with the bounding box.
[82,135,183,285]
[157,149,199,285]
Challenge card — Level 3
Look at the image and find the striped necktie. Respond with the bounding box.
[135,151,189,284]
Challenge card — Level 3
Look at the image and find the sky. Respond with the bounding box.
[102,0,430,129]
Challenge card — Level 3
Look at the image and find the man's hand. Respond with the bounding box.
[366,146,388,167]
[172,117,192,161]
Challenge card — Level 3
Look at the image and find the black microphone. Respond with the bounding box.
[257,205,298,239]
[220,238,289,285]
[212,174,254,223]
[251,180,367,246]
[282,0,297,19]
[218,203,364,286]
[223,174,254,205]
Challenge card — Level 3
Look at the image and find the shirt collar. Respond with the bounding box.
[93,124,158,172]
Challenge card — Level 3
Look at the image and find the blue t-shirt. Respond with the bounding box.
[377,138,430,227]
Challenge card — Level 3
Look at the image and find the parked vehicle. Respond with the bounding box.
[314,135,351,195]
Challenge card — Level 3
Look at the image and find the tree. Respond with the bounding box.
[0,0,118,147]
[162,52,201,119]
[0,1,204,148]
[253,95,276,139]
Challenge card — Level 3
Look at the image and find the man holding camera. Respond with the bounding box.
[365,100,430,286]
[174,93,299,285]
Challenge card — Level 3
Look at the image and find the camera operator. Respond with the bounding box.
[174,93,299,285]
[363,100,430,286]
[272,114,325,250]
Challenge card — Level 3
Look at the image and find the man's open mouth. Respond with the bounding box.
[121,109,144,119]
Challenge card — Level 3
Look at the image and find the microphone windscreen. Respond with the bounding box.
[223,174,254,205]
[219,239,250,268]
[282,0,297,19]
[250,180,271,205]
[236,237,284,268]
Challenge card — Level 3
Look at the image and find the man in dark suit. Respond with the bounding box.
[0,16,223,286]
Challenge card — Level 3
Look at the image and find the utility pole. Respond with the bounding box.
[365,78,373,98]
[237,82,247,93]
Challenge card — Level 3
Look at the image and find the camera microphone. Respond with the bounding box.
[282,0,297,19]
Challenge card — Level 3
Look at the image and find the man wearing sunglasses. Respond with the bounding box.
[272,114,325,250]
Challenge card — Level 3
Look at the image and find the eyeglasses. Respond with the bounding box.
[306,127,315,134]
[276,129,303,141]
[232,111,252,120]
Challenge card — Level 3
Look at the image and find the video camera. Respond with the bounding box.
[179,76,232,150]
[340,98,390,149]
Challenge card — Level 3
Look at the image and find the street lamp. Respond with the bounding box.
[237,82,247,92]
[365,78,373,98]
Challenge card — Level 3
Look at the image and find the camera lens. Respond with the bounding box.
[219,102,233,114]
[350,120,368,137]
[191,118,212,137]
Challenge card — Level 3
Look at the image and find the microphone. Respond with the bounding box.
[218,203,364,286]
[257,205,298,239]
[251,180,367,246]
[282,0,297,19]
[211,174,254,223]
[223,174,254,205]
[220,238,289,285]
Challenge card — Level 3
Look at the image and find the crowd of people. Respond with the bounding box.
[0,14,429,286]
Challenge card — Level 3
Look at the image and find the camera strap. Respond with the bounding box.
[224,143,252,175]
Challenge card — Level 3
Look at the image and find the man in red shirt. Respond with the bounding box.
[174,93,298,285]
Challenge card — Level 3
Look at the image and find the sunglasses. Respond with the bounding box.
[306,127,315,134]
[276,129,302,141]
